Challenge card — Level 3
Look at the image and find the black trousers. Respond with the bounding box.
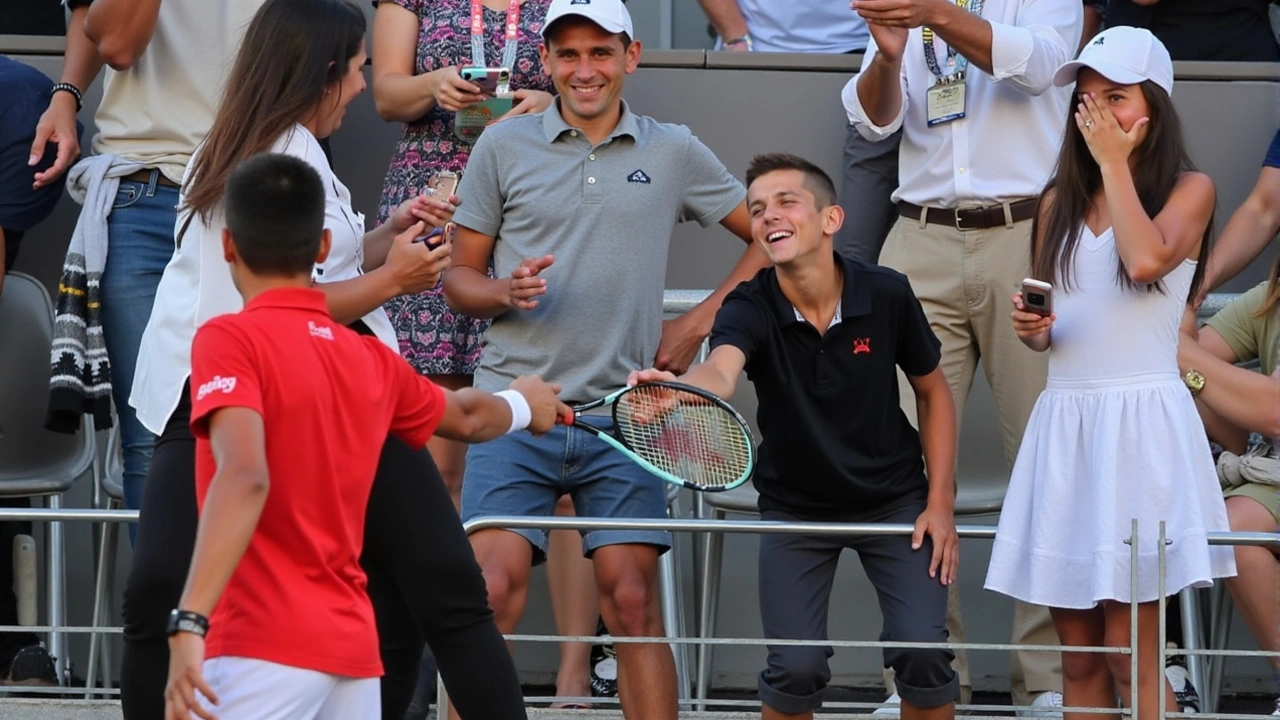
[119,388,526,719]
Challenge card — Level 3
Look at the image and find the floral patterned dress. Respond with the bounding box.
[376,0,553,376]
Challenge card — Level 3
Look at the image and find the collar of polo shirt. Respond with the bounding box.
[541,97,642,144]
[767,252,872,327]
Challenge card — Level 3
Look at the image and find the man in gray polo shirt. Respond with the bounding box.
[443,0,765,715]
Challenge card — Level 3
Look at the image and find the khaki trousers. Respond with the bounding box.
[879,213,1061,706]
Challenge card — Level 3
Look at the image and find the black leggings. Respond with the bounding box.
[119,389,526,719]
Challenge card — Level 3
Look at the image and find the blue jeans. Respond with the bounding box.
[101,174,177,525]
[461,416,672,564]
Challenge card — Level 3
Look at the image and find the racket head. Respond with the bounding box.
[610,381,755,492]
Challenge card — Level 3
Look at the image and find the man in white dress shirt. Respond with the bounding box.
[843,0,1083,714]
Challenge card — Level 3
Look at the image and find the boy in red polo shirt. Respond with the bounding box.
[162,153,568,720]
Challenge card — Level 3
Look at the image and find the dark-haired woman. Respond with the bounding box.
[984,26,1234,720]
[124,1,526,718]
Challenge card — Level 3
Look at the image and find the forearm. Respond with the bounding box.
[1179,340,1280,437]
[374,70,442,124]
[1194,399,1249,455]
[698,0,749,41]
[435,388,514,443]
[915,389,957,507]
[928,1,994,76]
[62,7,105,90]
[442,266,513,319]
[1206,201,1278,290]
[361,222,399,272]
[677,361,738,400]
[176,469,268,616]
[1102,163,1171,281]
[316,268,402,325]
[83,0,164,70]
[856,54,906,128]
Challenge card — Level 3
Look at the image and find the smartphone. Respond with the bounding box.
[412,221,455,250]
[1021,278,1054,317]
[428,171,460,199]
[459,66,511,96]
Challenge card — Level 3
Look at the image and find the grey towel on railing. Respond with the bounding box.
[46,155,147,434]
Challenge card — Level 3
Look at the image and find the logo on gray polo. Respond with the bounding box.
[627,169,651,184]
[570,0,589,4]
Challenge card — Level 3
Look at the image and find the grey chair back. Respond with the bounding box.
[0,272,95,496]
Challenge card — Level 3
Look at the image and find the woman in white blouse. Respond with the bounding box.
[120,1,528,718]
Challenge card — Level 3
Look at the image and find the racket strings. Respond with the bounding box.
[614,387,752,488]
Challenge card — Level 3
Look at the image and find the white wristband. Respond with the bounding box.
[494,390,532,434]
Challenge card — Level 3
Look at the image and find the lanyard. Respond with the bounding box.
[470,0,521,70]
[922,0,983,81]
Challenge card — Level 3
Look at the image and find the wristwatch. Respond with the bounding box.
[1183,368,1205,396]
[722,34,753,51]
[166,609,210,638]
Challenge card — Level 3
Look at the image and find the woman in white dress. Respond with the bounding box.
[983,27,1236,720]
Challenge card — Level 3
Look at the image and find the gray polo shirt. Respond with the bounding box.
[454,100,745,402]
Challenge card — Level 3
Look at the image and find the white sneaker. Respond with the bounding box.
[1164,665,1200,713]
[1270,697,1279,716]
[1018,691,1064,719]
[872,692,902,716]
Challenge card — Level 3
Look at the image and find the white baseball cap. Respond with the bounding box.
[1053,26,1174,96]
[542,0,634,40]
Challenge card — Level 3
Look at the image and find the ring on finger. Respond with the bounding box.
[1084,119,1093,127]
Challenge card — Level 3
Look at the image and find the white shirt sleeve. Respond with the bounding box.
[988,0,1083,96]
[841,35,909,141]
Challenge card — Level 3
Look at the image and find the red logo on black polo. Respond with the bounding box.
[852,338,871,355]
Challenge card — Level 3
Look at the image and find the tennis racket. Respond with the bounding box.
[569,382,755,492]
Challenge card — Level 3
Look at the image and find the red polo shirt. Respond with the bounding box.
[188,287,445,678]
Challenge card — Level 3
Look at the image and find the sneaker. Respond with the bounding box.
[872,691,901,716]
[3,645,58,687]
[1018,690,1064,719]
[1164,665,1200,713]
[1270,697,1279,716]
[588,618,617,699]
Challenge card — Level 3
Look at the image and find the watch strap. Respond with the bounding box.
[723,35,752,50]
[167,609,210,638]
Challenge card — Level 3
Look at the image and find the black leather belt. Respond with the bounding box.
[897,198,1038,230]
[122,168,181,189]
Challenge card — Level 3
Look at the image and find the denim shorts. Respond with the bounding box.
[461,416,672,564]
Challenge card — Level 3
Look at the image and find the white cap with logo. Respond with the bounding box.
[1053,26,1174,96]
[541,0,634,39]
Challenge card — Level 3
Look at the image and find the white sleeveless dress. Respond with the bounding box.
[984,225,1236,608]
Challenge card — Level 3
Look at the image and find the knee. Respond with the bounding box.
[1062,651,1108,684]
[887,646,954,691]
[774,647,832,696]
[1103,652,1132,687]
[599,574,658,636]
[478,565,526,620]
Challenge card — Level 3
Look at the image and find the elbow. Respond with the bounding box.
[218,464,271,497]
[1125,261,1165,286]
[372,89,404,123]
[97,43,143,70]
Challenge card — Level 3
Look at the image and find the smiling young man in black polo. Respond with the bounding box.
[631,153,961,720]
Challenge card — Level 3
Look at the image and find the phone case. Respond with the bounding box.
[453,95,516,143]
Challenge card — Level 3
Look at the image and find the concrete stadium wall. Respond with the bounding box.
[3,28,1279,691]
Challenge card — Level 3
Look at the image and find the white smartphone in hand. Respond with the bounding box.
[1021,278,1054,317]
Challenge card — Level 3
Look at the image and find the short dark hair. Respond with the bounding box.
[223,153,326,276]
[746,153,837,208]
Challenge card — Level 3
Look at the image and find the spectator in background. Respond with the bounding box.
[697,0,899,297]
[844,0,1082,714]
[1082,0,1106,48]
[1105,0,1279,61]
[0,53,78,687]
[1198,129,1280,304]
[1178,287,1280,717]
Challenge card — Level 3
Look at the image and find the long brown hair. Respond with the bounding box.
[182,0,365,224]
[1030,81,1213,299]
[1252,257,1280,319]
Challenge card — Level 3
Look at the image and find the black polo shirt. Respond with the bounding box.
[710,254,941,517]
[1105,0,1279,62]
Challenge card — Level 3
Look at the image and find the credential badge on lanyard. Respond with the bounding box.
[923,0,983,127]
[470,0,522,73]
